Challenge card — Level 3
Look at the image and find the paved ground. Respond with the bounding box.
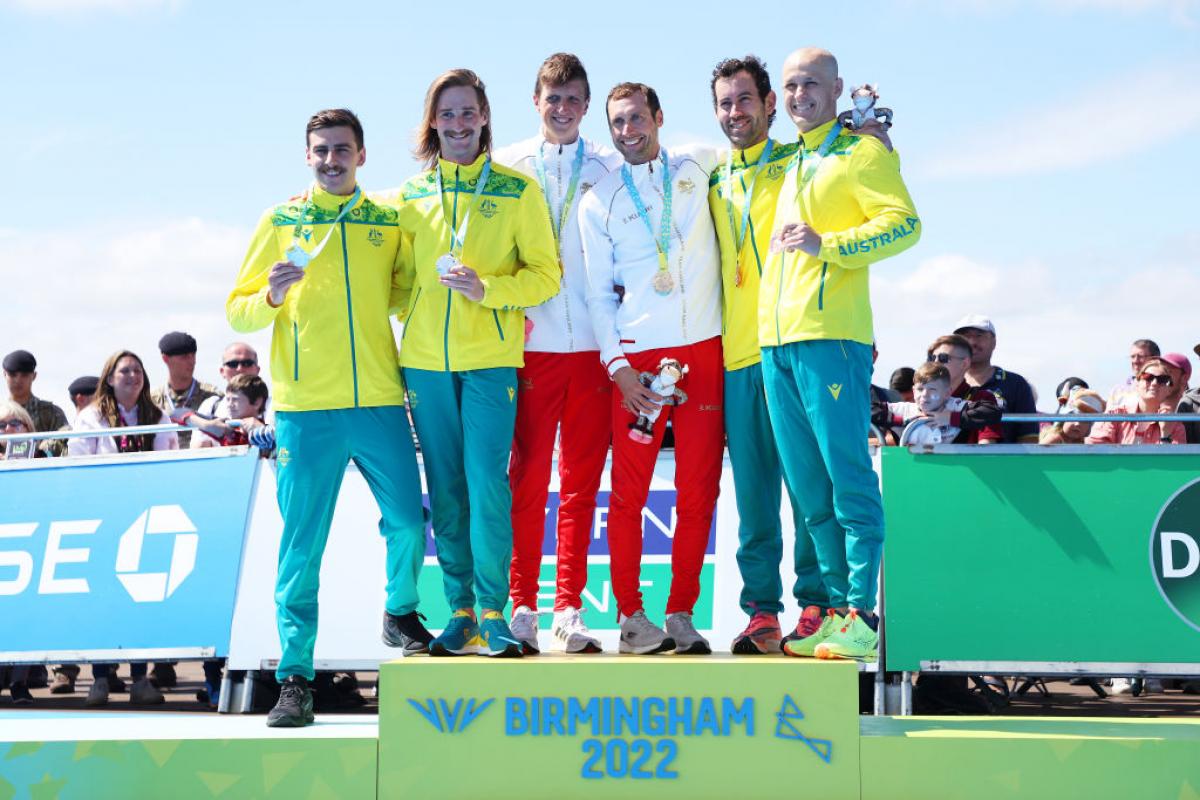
[4,663,1198,717]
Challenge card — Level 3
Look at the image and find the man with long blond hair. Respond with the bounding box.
[382,68,559,658]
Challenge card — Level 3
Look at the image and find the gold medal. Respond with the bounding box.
[653,269,675,296]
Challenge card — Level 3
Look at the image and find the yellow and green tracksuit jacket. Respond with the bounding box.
[708,137,798,371]
[761,119,920,348]
[227,185,410,412]
[384,153,560,372]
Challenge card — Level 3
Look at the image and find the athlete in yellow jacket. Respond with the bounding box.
[227,109,429,728]
[762,49,920,664]
[385,69,559,658]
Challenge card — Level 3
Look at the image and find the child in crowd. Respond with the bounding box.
[873,362,1002,445]
[172,374,270,448]
[1040,387,1105,444]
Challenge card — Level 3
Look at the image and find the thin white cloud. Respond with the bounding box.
[1,0,180,12]
[913,64,1200,179]
[870,249,1199,408]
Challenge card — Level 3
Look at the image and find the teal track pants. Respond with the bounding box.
[725,363,829,615]
[274,406,427,681]
[403,367,518,612]
[760,340,883,612]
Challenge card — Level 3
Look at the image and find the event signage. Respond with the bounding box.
[1151,477,1200,633]
[378,657,859,799]
[0,451,259,660]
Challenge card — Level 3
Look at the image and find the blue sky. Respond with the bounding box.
[2,0,1198,412]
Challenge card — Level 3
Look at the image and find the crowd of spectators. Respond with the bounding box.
[2,315,1198,710]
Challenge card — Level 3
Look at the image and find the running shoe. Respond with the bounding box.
[552,607,602,654]
[430,610,482,657]
[731,611,782,655]
[813,610,878,662]
[509,605,540,655]
[382,610,434,655]
[266,675,314,728]
[783,608,843,658]
[618,611,675,655]
[130,677,165,705]
[665,611,711,655]
[479,611,524,658]
[9,682,32,706]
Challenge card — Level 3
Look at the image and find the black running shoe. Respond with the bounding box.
[382,610,434,655]
[151,663,178,688]
[10,682,33,706]
[266,676,314,728]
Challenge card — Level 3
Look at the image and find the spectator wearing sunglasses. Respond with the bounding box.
[1178,344,1200,445]
[877,342,1002,443]
[1086,356,1187,444]
[924,334,1002,433]
[196,342,268,421]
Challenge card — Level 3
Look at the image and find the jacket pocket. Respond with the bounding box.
[817,261,828,311]
[492,309,505,342]
[292,321,301,381]
[402,288,422,342]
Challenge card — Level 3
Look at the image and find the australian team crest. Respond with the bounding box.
[367,227,384,247]
[766,163,787,180]
[479,199,499,218]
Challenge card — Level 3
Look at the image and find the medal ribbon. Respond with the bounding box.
[792,123,843,198]
[534,140,586,250]
[621,147,672,275]
[436,158,493,258]
[724,138,774,255]
[289,185,363,260]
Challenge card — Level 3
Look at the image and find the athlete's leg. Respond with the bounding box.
[347,406,428,617]
[460,367,520,612]
[404,368,474,610]
[664,337,724,616]
[274,410,350,681]
[760,345,849,609]
[553,352,612,611]
[508,352,567,610]
[792,340,883,613]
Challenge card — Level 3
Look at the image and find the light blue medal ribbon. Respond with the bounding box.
[725,139,774,287]
[288,185,363,266]
[534,139,586,249]
[793,123,843,197]
[435,157,493,259]
[621,148,674,296]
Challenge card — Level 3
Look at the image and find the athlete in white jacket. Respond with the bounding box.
[578,82,724,656]
[492,53,621,656]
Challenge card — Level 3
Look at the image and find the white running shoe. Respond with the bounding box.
[618,611,675,655]
[665,611,712,655]
[509,605,540,655]
[552,607,602,654]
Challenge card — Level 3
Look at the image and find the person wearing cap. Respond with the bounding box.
[3,349,68,456]
[1177,345,1200,444]
[1053,377,1089,413]
[953,314,1039,443]
[1086,355,1187,445]
[68,376,99,416]
[228,108,430,728]
[150,331,218,449]
[889,366,915,402]
[1040,387,1105,444]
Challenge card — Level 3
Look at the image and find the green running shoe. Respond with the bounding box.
[430,610,482,656]
[479,611,524,658]
[814,610,878,662]
[783,609,844,658]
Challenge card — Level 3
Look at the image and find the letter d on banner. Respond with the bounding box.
[1161,532,1200,579]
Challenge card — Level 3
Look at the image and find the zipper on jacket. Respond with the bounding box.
[492,309,505,341]
[817,261,828,311]
[402,288,422,342]
[774,253,785,346]
[292,321,300,381]
[443,166,461,372]
[557,144,574,351]
[340,219,360,406]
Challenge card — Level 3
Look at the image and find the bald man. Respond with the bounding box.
[762,48,920,663]
[198,342,265,419]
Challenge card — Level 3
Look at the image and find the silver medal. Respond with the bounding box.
[436,253,461,276]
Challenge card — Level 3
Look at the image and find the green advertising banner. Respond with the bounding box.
[882,447,1200,672]
[378,657,859,799]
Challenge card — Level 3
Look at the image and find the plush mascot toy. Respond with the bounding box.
[628,358,689,444]
[838,84,893,130]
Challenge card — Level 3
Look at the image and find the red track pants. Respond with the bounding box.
[509,350,613,611]
[608,336,724,619]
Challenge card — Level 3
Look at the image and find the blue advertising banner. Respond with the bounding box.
[0,451,259,661]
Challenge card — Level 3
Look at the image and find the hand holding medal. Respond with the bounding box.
[439,260,485,302]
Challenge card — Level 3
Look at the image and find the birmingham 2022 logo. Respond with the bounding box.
[1151,478,1200,632]
[407,694,831,780]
